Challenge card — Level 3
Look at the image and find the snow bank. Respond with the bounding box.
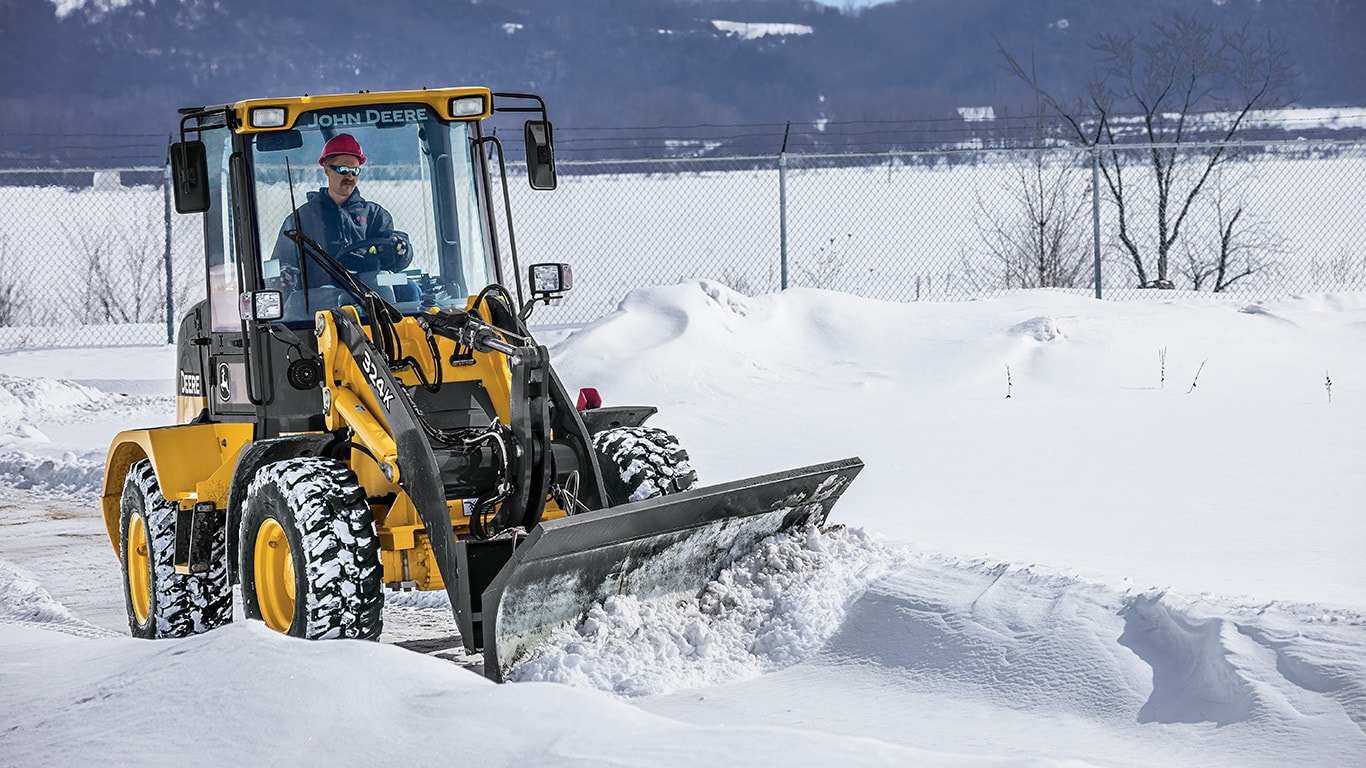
[0,612,1045,767]
[0,449,104,493]
[1119,591,1366,731]
[0,373,113,426]
[644,553,1366,765]
[552,283,1366,607]
[827,554,1366,733]
[2,285,1365,766]
[0,369,174,494]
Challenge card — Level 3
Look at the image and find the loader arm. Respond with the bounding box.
[318,308,465,610]
[316,305,579,632]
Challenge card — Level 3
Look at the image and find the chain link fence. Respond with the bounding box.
[504,139,1366,325]
[0,167,203,350]
[1,139,1363,350]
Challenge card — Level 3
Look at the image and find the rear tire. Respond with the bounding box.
[593,426,699,505]
[239,457,383,640]
[118,459,232,638]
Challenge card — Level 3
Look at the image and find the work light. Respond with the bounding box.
[251,107,288,128]
[450,96,486,118]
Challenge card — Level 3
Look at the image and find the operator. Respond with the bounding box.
[270,133,409,289]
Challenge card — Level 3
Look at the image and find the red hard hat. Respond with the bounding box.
[319,133,366,165]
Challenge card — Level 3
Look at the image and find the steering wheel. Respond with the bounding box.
[334,231,411,274]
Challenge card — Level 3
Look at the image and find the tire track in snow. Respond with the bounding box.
[0,557,119,638]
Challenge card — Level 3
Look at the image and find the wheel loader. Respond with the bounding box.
[100,87,862,681]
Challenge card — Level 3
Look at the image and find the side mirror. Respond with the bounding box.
[528,263,572,301]
[524,120,557,190]
[170,140,210,213]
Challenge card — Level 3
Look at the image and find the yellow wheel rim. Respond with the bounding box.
[127,513,151,625]
[253,518,297,633]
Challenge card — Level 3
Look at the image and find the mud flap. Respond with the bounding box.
[480,457,863,681]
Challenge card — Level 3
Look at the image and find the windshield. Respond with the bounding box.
[251,105,492,324]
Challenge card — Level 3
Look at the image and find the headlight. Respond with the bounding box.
[251,107,288,128]
[450,96,486,118]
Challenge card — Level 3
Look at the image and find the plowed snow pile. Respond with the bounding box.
[0,372,168,493]
[511,524,902,693]
[3,285,1365,766]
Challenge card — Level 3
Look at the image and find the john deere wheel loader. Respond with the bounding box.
[100,87,862,681]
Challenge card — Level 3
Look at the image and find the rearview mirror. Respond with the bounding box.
[170,141,209,213]
[524,120,557,190]
[255,130,303,152]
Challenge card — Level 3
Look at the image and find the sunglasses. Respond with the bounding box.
[327,164,362,176]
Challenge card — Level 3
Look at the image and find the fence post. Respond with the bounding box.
[1091,144,1102,300]
[779,121,790,291]
[163,156,174,343]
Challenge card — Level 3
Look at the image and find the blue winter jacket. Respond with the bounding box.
[270,188,399,287]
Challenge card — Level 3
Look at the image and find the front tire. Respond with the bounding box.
[239,457,383,640]
[593,426,699,505]
[118,459,232,638]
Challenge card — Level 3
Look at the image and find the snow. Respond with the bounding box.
[1,283,1364,765]
[958,106,997,122]
[1248,107,1366,132]
[46,0,134,20]
[512,523,900,695]
[711,20,813,40]
[810,0,897,10]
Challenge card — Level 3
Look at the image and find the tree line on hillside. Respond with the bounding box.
[0,0,1363,167]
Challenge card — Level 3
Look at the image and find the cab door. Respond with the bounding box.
[188,127,256,423]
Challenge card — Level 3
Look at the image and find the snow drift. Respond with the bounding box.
[2,284,1365,766]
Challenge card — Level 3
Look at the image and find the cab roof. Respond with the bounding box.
[228,87,494,133]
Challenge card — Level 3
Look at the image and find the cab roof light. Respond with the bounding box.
[251,107,288,129]
[450,96,486,118]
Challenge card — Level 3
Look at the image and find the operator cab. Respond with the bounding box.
[252,103,492,325]
[167,89,565,434]
[171,89,563,332]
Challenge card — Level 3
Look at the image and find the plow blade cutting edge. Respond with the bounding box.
[480,456,864,681]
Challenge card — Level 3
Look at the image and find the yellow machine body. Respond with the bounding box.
[105,300,567,593]
[100,86,860,682]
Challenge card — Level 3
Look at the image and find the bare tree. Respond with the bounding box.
[0,236,26,326]
[1175,165,1285,292]
[972,78,1093,290]
[1001,13,1295,289]
[971,150,1092,290]
[70,203,167,324]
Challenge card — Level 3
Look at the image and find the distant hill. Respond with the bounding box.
[2,0,1363,167]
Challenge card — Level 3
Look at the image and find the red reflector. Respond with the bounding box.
[576,387,602,410]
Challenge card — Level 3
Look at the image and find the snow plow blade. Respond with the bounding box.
[481,456,864,681]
